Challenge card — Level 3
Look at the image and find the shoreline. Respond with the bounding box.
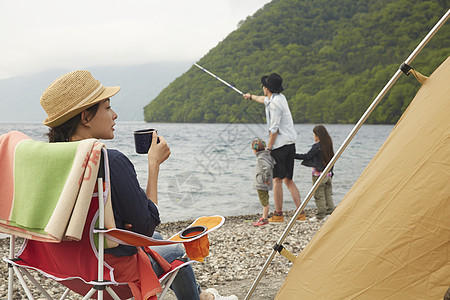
[1,209,322,299]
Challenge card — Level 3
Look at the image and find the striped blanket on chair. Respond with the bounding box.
[0,131,115,242]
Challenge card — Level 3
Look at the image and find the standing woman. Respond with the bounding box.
[40,70,236,300]
[295,125,335,221]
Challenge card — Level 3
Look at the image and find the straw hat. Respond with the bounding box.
[40,70,121,127]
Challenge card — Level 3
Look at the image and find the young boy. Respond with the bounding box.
[251,138,276,226]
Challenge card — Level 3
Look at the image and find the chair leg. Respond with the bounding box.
[8,262,14,300]
[82,288,97,300]
[8,235,50,300]
[12,266,36,299]
[20,267,53,299]
[8,235,16,300]
[81,285,121,300]
[105,286,122,300]
[160,269,180,299]
[59,288,71,300]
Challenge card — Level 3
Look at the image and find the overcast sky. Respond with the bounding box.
[0,0,271,80]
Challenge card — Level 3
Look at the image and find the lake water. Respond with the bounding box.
[0,122,394,223]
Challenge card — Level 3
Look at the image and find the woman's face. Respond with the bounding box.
[84,99,118,140]
[314,132,319,143]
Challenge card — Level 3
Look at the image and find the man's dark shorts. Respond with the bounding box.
[270,144,295,180]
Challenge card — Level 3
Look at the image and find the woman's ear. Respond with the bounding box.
[80,110,91,126]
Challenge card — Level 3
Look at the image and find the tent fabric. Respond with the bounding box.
[276,56,450,299]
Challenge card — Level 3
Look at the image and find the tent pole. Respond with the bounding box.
[244,8,450,300]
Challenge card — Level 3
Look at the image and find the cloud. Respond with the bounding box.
[0,0,271,79]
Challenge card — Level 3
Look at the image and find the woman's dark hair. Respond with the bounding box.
[46,104,100,142]
[313,125,334,166]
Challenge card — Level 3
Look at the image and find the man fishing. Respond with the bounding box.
[194,65,305,222]
[243,73,306,222]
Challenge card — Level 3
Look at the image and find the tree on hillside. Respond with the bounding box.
[144,0,449,124]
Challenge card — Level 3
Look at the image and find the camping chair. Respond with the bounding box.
[0,131,224,299]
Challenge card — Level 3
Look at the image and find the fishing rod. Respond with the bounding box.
[194,63,243,95]
[244,8,450,300]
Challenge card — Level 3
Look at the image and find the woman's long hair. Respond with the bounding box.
[46,104,100,142]
[313,125,334,166]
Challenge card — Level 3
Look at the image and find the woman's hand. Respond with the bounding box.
[147,132,170,166]
[146,132,170,204]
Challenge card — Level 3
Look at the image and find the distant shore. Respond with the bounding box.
[0,209,323,299]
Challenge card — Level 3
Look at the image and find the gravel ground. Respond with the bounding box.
[1,209,323,299]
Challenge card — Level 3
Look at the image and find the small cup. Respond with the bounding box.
[179,226,208,239]
[133,129,157,154]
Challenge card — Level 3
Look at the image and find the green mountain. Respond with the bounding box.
[144,0,449,124]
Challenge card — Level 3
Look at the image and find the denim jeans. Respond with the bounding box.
[147,232,202,300]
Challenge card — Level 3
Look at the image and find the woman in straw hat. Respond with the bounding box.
[40,70,237,300]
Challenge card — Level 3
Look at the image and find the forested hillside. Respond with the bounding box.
[144,0,449,124]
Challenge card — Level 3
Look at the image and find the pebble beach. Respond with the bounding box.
[0,209,323,299]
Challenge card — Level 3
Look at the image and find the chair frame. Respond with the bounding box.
[3,148,180,300]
